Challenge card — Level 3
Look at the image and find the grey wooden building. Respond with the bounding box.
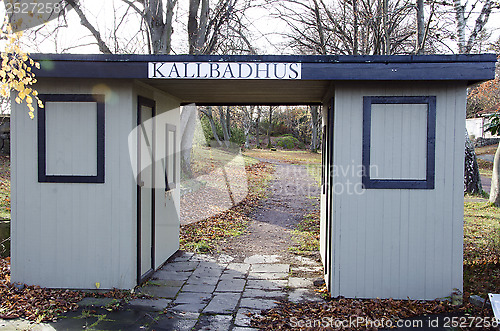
[10,54,496,299]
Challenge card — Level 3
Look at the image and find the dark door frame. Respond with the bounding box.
[137,95,156,285]
[322,97,334,291]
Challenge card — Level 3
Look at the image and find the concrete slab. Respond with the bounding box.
[171,303,207,313]
[172,252,195,262]
[146,279,185,287]
[127,298,171,311]
[234,308,261,327]
[182,283,217,293]
[191,266,225,278]
[153,270,192,281]
[251,263,289,273]
[288,277,314,288]
[186,275,219,286]
[242,289,286,299]
[294,256,319,266]
[191,254,218,263]
[244,254,281,264]
[215,278,246,292]
[220,271,246,280]
[246,279,287,290]
[292,266,323,272]
[161,261,199,272]
[137,285,181,298]
[239,298,278,310]
[196,314,233,331]
[248,272,288,280]
[203,293,240,314]
[288,288,323,303]
[154,315,198,331]
[174,292,212,305]
[77,297,117,307]
[227,263,251,273]
[217,254,235,263]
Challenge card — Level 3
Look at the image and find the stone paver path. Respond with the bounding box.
[130,251,323,330]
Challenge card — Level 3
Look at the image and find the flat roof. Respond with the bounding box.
[32,54,497,104]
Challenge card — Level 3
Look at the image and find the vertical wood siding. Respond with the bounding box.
[370,103,427,180]
[133,82,181,270]
[11,79,136,289]
[331,82,465,300]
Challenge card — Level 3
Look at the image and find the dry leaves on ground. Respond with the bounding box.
[0,257,137,322]
[252,297,494,330]
[180,162,274,252]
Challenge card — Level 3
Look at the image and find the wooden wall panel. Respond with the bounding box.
[11,79,136,289]
[331,82,465,300]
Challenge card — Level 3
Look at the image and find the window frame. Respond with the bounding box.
[37,94,105,183]
[362,96,436,190]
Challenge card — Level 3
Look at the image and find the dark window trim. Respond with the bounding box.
[362,96,436,190]
[165,124,177,191]
[37,94,105,183]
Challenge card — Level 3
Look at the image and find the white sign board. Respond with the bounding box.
[148,62,302,80]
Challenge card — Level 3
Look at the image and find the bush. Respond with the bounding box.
[276,135,305,149]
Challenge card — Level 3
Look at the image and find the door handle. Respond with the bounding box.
[138,180,145,187]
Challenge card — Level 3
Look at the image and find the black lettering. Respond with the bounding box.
[222,64,235,78]
[184,62,195,78]
[210,63,220,78]
[255,63,270,78]
[168,63,180,78]
[197,63,207,78]
[152,62,165,78]
[288,63,300,79]
[273,63,287,79]
[238,63,252,78]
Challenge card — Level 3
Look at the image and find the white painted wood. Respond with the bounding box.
[331,82,466,300]
[133,81,181,270]
[45,101,98,176]
[370,103,427,180]
[11,79,136,289]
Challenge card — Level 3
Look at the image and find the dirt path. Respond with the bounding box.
[219,161,320,263]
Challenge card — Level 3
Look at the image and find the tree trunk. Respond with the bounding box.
[464,130,482,194]
[267,106,273,149]
[490,143,500,205]
[416,0,424,54]
[218,106,231,148]
[243,105,254,149]
[310,105,320,152]
[226,106,231,140]
[180,105,198,178]
[201,106,222,147]
[453,0,467,53]
[255,106,261,148]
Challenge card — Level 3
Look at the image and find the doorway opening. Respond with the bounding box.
[176,103,330,280]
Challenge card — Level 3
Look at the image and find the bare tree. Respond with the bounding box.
[273,0,419,55]
[242,105,255,149]
[309,105,321,152]
[452,0,493,53]
[255,105,262,148]
[200,106,223,146]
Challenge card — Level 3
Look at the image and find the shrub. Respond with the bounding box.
[276,135,304,149]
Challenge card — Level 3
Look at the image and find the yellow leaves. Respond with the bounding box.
[1,21,41,118]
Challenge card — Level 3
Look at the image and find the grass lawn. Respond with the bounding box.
[243,149,321,165]
[464,201,500,297]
